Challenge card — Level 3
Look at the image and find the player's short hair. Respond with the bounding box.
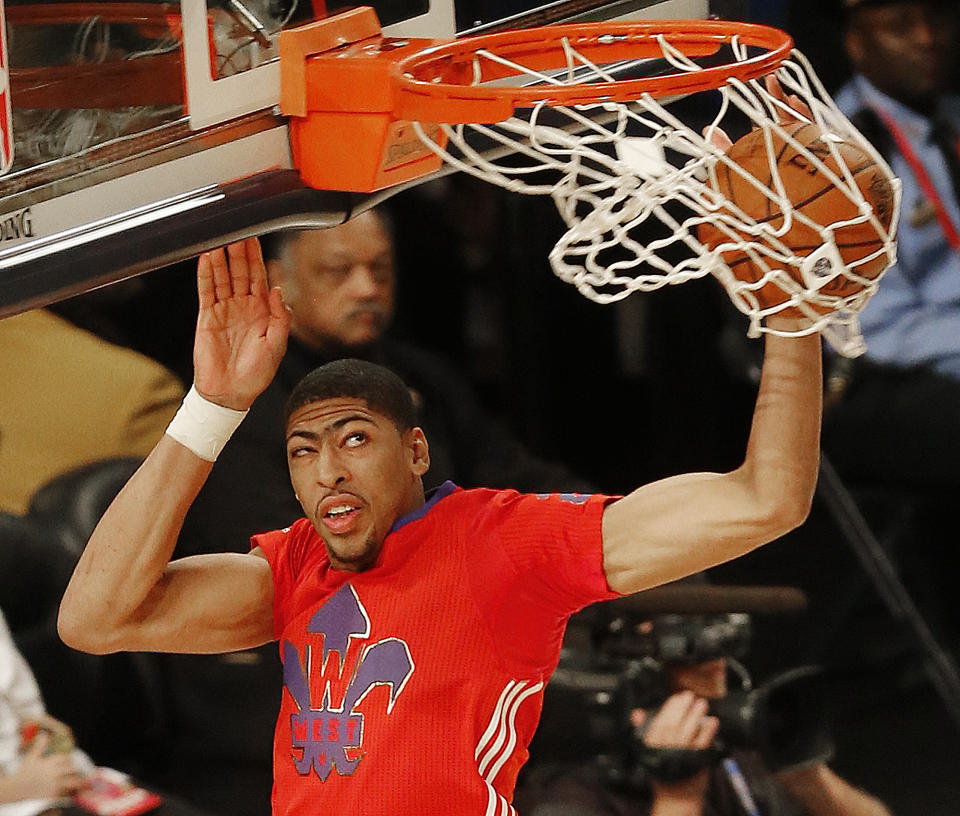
[285,358,416,433]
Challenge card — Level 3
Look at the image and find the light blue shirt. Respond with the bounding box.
[835,75,960,377]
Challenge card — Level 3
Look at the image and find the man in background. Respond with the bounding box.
[516,612,893,816]
[822,0,960,640]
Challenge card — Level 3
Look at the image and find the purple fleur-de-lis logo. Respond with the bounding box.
[282,584,415,781]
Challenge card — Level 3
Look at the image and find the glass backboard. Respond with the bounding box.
[0,0,707,317]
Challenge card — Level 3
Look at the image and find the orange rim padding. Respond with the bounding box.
[279,7,793,193]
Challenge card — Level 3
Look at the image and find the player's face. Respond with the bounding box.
[271,212,396,352]
[846,1,957,106]
[285,397,429,571]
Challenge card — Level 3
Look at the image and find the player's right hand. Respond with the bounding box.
[193,237,290,411]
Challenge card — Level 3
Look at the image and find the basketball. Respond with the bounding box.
[697,122,895,310]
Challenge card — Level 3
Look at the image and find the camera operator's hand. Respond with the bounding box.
[634,691,719,816]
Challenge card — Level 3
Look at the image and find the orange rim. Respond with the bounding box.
[391,19,793,122]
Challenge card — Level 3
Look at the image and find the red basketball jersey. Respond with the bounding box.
[254,483,621,815]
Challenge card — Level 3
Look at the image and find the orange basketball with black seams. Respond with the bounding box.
[698,122,895,310]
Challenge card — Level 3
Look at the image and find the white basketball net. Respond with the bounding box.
[409,38,901,357]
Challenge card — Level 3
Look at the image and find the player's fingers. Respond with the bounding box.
[247,236,269,298]
[197,252,217,309]
[703,125,733,153]
[209,247,233,302]
[227,240,251,296]
[266,286,291,351]
[765,74,812,123]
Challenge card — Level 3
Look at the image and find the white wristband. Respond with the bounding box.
[165,385,248,462]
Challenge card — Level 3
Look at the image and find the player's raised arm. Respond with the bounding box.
[58,238,290,655]
[601,88,824,595]
[602,324,821,594]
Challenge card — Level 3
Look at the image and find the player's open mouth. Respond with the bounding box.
[322,503,361,534]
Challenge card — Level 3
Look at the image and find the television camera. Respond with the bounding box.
[528,584,834,786]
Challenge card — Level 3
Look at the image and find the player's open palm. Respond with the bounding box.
[193,237,290,410]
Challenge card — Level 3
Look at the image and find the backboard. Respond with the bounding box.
[0,0,707,317]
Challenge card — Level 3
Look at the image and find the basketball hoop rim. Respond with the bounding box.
[390,19,794,122]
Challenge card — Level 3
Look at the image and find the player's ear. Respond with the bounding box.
[406,427,430,476]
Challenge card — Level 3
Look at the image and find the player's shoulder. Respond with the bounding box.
[416,486,608,541]
[438,484,518,511]
[446,485,600,507]
[254,517,320,571]
[445,485,602,523]
[411,484,517,532]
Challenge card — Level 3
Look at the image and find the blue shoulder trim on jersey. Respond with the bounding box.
[389,480,458,533]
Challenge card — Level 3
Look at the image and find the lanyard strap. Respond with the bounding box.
[721,757,762,816]
[873,106,960,252]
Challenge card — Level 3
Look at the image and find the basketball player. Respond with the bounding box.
[177,208,593,561]
[57,226,821,815]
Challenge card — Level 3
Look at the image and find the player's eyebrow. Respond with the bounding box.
[286,414,376,444]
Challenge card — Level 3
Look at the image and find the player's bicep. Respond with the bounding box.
[123,551,275,653]
[601,470,769,594]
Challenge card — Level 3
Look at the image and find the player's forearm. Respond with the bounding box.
[602,330,821,593]
[58,434,213,654]
[736,328,822,534]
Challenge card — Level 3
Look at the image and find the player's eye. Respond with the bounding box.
[344,431,367,448]
[288,445,313,459]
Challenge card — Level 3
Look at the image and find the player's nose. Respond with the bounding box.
[315,444,348,487]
